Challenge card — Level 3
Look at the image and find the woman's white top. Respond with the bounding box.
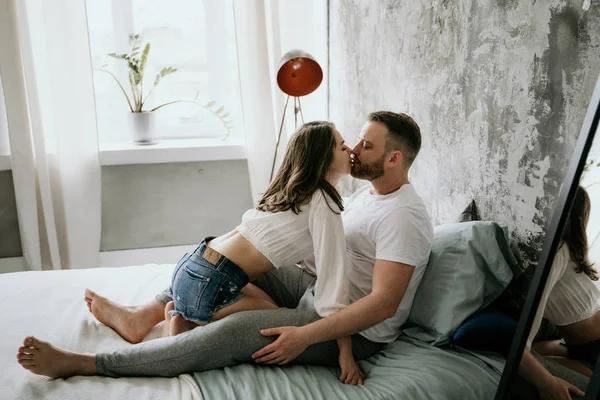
[236,190,348,317]
[526,244,600,349]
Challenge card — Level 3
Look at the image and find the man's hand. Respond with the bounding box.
[252,326,311,365]
[537,376,585,400]
[339,352,364,385]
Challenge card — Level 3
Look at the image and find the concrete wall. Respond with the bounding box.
[329,0,600,267]
[0,161,253,258]
[101,160,253,251]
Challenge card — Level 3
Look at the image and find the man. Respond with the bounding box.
[17,111,433,383]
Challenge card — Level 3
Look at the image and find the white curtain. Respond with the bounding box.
[233,0,329,203]
[0,0,101,270]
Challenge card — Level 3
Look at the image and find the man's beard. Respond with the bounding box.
[351,154,385,180]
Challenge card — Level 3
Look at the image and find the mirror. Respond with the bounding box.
[494,75,600,399]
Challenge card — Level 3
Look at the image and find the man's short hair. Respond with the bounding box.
[368,111,421,168]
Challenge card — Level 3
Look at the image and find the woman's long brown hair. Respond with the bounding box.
[257,121,343,215]
[562,185,597,280]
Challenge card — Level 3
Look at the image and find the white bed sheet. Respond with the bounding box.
[1,263,202,400]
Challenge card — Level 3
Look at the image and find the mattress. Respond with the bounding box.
[1,264,202,400]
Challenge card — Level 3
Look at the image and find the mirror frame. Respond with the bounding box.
[494,75,600,399]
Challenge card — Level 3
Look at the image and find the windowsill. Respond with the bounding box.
[98,137,246,166]
[0,155,11,171]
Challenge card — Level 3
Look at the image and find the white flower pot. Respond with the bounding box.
[131,112,156,144]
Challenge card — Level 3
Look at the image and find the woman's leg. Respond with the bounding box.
[532,340,568,357]
[85,288,167,344]
[241,282,278,306]
[84,266,311,344]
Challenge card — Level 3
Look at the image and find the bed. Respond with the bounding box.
[2,221,513,400]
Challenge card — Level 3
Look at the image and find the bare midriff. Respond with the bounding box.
[207,230,275,280]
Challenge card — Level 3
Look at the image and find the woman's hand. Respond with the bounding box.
[537,376,585,400]
[252,326,311,365]
[338,352,364,385]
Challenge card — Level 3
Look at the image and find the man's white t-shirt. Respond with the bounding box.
[343,183,433,343]
[299,183,433,343]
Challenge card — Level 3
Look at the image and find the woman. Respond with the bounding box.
[17,121,365,385]
[519,186,598,399]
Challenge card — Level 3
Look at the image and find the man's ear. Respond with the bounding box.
[388,151,403,167]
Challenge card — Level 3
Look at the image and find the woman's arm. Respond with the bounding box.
[336,336,364,385]
[307,195,349,317]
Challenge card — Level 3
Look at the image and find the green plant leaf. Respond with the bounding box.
[216,106,224,114]
[206,101,216,108]
[107,52,128,59]
[160,67,178,77]
[139,43,151,80]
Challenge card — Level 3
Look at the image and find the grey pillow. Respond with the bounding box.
[403,221,515,345]
[455,199,480,222]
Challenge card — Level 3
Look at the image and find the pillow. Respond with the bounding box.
[451,310,518,357]
[454,200,480,222]
[403,221,516,345]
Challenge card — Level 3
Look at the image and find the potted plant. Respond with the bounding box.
[97,34,233,144]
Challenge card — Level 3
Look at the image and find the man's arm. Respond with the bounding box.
[252,259,414,364]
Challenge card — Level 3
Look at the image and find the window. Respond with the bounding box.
[86,0,243,142]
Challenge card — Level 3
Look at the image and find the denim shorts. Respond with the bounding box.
[170,236,249,323]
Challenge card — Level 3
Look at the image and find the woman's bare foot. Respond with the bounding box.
[16,336,97,379]
[84,289,164,343]
[169,315,201,336]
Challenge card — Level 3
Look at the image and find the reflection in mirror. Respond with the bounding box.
[495,77,600,399]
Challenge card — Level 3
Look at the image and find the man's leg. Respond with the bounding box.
[22,285,384,378]
[510,349,589,399]
[94,305,383,377]
[252,265,316,308]
[93,285,383,377]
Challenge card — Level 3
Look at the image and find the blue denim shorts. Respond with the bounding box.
[170,236,249,323]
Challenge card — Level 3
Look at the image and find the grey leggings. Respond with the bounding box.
[96,266,385,377]
[510,350,590,399]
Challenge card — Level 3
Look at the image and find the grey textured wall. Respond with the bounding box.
[0,171,22,258]
[329,0,600,267]
[101,160,253,251]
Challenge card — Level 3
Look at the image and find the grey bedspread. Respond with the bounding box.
[193,336,503,400]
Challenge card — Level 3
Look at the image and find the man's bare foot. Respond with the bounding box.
[16,336,97,379]
[85,289,164,343]
[169,315,200,336]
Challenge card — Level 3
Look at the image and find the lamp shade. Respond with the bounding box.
[276,49,323,97]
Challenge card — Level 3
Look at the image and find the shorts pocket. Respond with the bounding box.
[173,266,212,312]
